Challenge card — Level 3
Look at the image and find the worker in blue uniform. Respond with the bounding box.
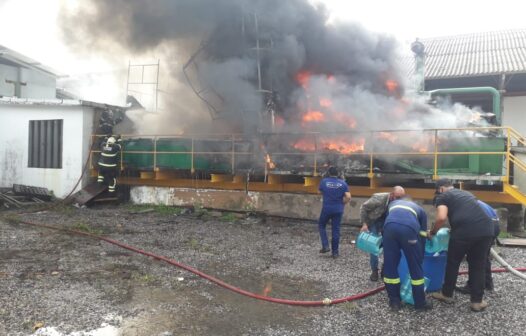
[318,166,351,258]
[382,199,431,311]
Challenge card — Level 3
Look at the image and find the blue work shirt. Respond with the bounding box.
[319,177,349,213]
[477,200,500,237]
[385,199,427,234]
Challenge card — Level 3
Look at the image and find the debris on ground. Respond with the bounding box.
[0,185,54,209]
[13,184,54,202]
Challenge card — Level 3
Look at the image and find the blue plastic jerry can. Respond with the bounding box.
[356,232,383,256]
[425,228,450,254]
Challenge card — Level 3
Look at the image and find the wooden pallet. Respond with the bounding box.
[497,238,526,247]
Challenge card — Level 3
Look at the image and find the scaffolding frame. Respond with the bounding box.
[126,60,161,112]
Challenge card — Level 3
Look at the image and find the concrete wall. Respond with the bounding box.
[0,64,56,99]
[0,104,94,197]
[502,96,526,136]
[130,186,437,224]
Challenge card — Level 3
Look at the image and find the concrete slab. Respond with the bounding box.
[130,186,437,224]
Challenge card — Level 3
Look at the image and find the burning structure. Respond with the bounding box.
[60,0,470,133]
[58,1,526,220]
[61,0,505,177]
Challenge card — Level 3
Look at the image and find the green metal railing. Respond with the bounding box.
[88,127,526,182]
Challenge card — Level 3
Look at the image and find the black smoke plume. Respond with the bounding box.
[59,0,415,135]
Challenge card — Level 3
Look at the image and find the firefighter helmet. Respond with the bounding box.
[106,136,116,145]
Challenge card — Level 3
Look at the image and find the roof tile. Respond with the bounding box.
[409,29,526,79]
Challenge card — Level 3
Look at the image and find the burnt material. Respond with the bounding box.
[12,184,53,201]
[67,182,108,206]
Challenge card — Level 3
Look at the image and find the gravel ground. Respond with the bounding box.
[1,204,525,336]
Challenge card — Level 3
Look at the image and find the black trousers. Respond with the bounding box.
[467,238,496,289]
[442,236,493,303]
[98,166,118,192]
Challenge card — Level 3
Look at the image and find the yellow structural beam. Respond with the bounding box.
[503,183,526,206]
[304,176,321,187]
[210,174,233,183]
[155,170,183,180]
[139,172,155,179]
[267,174,284,184]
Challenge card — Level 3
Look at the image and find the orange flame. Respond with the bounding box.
[321,137,365,154]
[293,138,316,151]
[302,110,325,123]
[412,144,429,153]
[274,115,285,127]
[296,70,311,89]
[334,112,357,128]
[377,132,398,143]
[265,154,276,169]
[410,134,434,153]
[319,98,332,108]
[385,80,399,92]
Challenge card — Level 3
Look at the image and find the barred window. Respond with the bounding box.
[28,119,63,168]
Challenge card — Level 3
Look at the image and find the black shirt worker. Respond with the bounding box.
[430,179,494,312]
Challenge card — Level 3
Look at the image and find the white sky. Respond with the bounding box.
[323,0,526,42]
[0,0,524,104]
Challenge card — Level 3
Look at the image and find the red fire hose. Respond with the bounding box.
[9,218,526,307]
[11,144,386,306]
[10,136,524,307]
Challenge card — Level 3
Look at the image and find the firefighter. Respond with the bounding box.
[99,109,115,136]
[97,135,122,193]
[382,198,431,311]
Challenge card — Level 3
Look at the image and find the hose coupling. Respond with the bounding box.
[322,298,332,305]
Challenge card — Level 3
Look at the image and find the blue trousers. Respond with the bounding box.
[318,208,343,255]
[369,219,382,271]
[383,223,426,308]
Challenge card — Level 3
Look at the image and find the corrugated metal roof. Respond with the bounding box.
[0,44,61,77]
[413,29,526,79]
[0,96,127,110]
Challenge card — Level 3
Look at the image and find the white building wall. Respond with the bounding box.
[20,67,56,99]
[0,64,18,97]
[502,96,526,195]
[0,64,56,99]
[0,104,94,197]
[502,96,526,136]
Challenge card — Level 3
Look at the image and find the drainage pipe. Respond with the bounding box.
[429,87,501,125]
